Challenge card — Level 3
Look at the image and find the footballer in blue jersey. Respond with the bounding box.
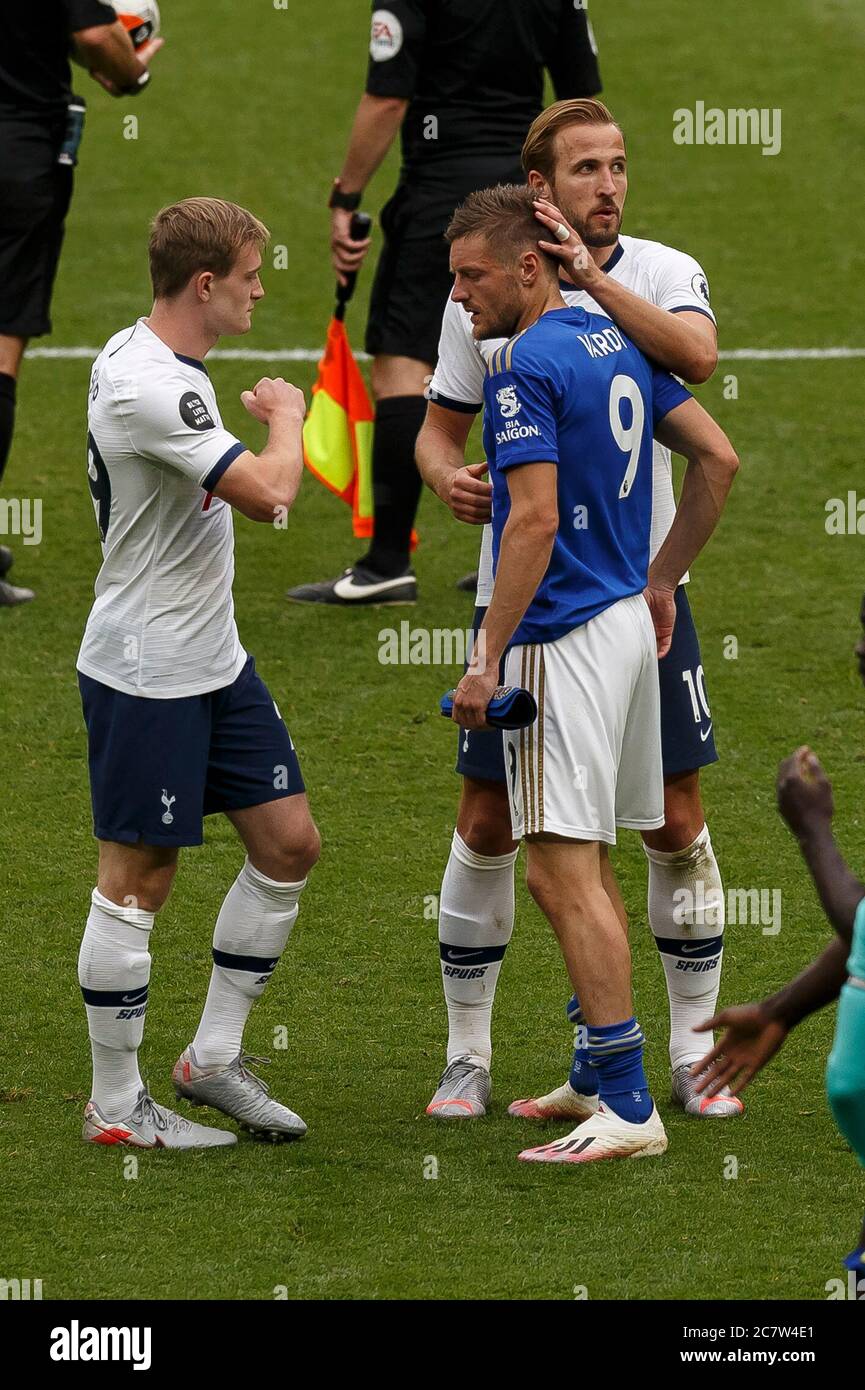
[482,306,690,647]
[446,184,739,1164]
[421,101,738,1130]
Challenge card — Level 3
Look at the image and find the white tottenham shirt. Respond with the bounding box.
[77,319,249,699]
[428,234,716,605]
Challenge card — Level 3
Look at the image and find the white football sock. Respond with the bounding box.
[78,888,154,1119]
[192,858,306,1069]
[644,823,725,1070]
[439,830,518,1070]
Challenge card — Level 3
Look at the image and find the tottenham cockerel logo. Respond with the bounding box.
[496,385,521,419]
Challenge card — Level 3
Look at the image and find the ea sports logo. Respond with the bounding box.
[370,9,403,62]
[496,385,521,419]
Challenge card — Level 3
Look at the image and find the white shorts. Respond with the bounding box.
[503,593,664,844]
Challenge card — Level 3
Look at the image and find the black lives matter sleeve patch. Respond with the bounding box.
[179,391,215,431]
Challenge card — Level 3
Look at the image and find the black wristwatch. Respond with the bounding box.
[328,180,362,212]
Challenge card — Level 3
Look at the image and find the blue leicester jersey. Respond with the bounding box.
[482,306,692,646]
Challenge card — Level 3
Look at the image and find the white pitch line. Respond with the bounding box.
[718,347,865,361]
[24,345,865,363]
[25,346,352,362]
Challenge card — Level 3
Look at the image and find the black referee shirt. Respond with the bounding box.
[365,0,602,173]
[0,0,116,119]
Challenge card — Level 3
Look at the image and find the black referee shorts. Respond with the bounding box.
[365,160,523,366]
[0,117,74,339]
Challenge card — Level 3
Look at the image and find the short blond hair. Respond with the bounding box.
[521,98,623,182]
[148,197,269,300]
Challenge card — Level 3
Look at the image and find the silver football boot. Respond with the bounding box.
[426,1056,492,1118]
[671,1064,744,1117]
[172,1046,307,1140]
[83,1087,237,1149]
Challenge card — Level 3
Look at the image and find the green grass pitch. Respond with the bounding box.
[1,0,864,1300]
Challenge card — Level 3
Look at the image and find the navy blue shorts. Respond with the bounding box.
[455,588,718,784]
[79,654,305,847]
[658,585,717,775]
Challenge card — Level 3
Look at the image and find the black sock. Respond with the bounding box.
[0,373,16,486]
[362,395,428,577]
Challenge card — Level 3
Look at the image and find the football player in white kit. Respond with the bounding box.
[419,99,742,1122]
[76,198,320,1148]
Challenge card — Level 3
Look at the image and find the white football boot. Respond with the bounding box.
[83,1088,237,1149]
[518,1102,668,1164]
[508,1080,600,1122]
[426,1056,491,1118]
[172,1046,307,1140]
[671,1064,744,1118]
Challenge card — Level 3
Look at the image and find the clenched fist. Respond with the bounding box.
[241,377,305,425]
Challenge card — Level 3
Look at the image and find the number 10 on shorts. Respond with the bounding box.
[682,664,711,724]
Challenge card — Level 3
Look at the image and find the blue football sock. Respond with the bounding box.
[566,994,599,1096]
[588,1016,653,1124]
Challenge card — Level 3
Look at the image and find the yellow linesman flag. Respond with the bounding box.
[302,316,374,541]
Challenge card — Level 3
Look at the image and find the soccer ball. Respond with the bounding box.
[113,1,161,49]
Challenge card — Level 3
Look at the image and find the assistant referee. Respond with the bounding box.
[0,1,161,607]
[288,0,601,607]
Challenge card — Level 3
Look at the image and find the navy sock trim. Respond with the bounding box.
[80,985,148,1007]
[654,935,723,960]
[439,943,507,966]
[212,948,280,974]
